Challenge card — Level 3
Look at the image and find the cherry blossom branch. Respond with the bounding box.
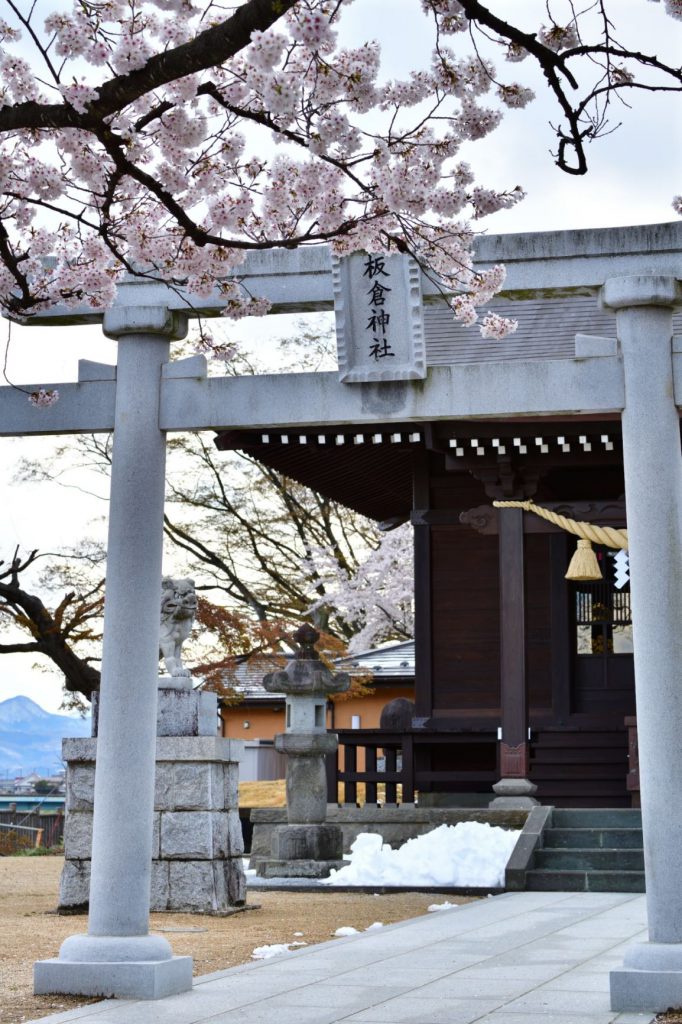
[454,0,681,173]
[0,0,300,133]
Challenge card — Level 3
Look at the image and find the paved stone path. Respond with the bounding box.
[29,891,657,1024]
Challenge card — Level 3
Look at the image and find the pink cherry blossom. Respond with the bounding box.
[496,83,535,109]
[538,23,580,52]
[450,296,478,326]
[304,523,414,653]
[0,0,675,334]
[504,41,529,63]
[59,81,99,114]
[194,335,238,361]
[480,312,518,340]
[28,388,60,407]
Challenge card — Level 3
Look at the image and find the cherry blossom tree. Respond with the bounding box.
[0,0,679,343]
[304,521,414,654]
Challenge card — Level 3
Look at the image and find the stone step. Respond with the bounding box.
[525,870,645,893]
[551,808,642,829]
[534,848,644,872]
[543,827,644,849]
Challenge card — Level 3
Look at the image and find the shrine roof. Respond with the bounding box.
[215,423,418,522]
[214,418,635,522]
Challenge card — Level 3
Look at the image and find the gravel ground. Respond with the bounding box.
[0,857,471,1024]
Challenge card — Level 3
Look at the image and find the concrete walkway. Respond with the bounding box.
[30,891,657,1024]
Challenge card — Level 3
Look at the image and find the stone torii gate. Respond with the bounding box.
[0,223,681,1012]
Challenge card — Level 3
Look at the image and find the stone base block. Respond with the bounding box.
[488,795,539,810]
[34,956,193,1000]
[157,686,218,737]
[490,777,538,809]
[59,859,91,912]
[271,823,343,862]
[91,687,219,738]
[60,737,244,916]
[255,858,348,879]
[610,968,682,1012]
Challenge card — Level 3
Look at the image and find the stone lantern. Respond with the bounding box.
[256,624,350,878]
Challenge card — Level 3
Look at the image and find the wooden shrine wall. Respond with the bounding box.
[430,526,500,712]
[524,533,553,712]
[428,527,555,717]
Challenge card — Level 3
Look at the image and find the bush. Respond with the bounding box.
[13,844,64,857]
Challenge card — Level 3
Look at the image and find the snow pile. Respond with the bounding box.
[334,922,384,937]
[427,901,459,912]
[251,940,307,960]
[322,822,519,888]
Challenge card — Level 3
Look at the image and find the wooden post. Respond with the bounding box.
[499,507,528,774]
[491,507,537,806]
[412,453,433,724]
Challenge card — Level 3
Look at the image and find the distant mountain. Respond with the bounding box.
[0,696,91,779]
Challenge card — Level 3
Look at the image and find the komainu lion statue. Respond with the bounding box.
[159,577,197,679]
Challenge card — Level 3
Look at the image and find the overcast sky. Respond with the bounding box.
[1,0,680,714]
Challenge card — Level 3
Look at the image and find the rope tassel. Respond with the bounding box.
[565,538,603,581]
[492,500,628,584]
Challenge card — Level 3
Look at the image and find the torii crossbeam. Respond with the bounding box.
[1,222,681,1012]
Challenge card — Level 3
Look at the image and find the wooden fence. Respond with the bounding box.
[0,811,64,853]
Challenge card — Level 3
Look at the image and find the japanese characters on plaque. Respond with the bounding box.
[332,251,427,383]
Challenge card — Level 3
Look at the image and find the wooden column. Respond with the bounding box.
[549,532,571,724]
[412,453,433,724]
[498,507,529,777]
[491,505,537,805]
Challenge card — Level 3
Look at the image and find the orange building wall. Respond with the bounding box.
[329,685,414,731]
[220,684,414,742]
[222,705,284,741]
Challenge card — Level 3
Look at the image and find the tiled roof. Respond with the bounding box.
[424,295,682,366]
[335,640,415,678]
[222,640,415,702]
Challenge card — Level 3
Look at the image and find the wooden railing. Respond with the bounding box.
[327,729,499,804]
[328,725,636,807]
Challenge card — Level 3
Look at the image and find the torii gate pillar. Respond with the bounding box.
[607,276,682,1012]
[34,304,193,999]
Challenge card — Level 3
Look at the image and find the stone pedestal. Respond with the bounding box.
[255,823,346,879]
[59,736,246,914]
[490,777,538,810]
[91,684,218,738]
[277,731,338,823]
[35,946,193,1001]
